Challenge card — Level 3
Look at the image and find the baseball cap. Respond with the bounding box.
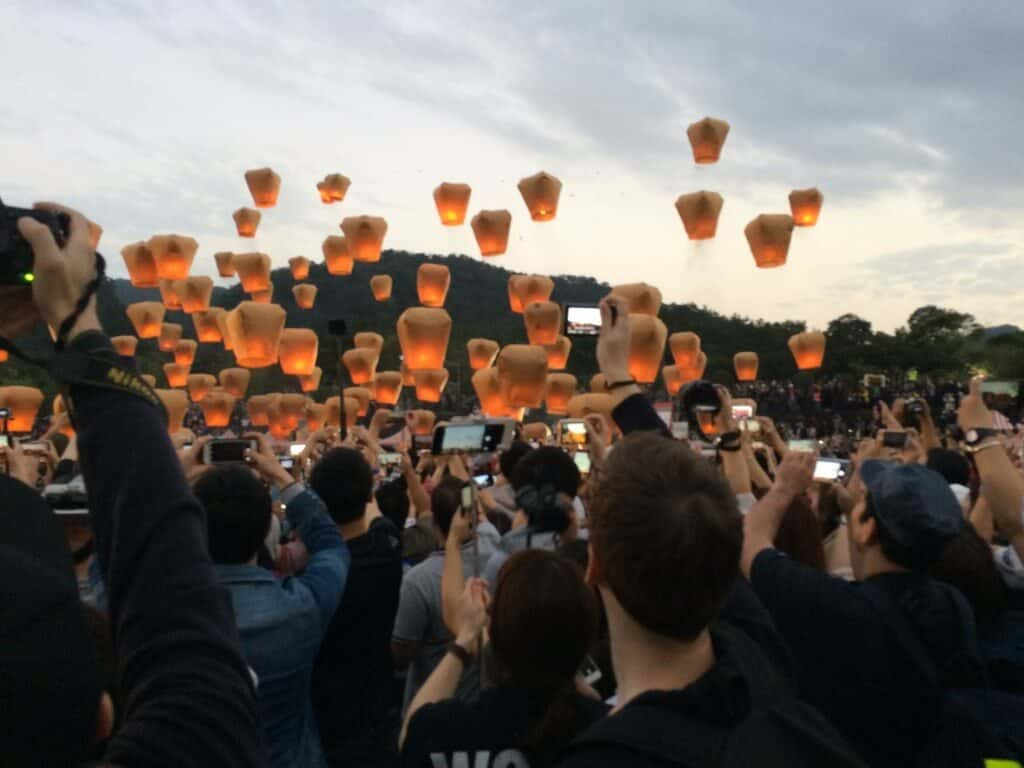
[860,460,964,566]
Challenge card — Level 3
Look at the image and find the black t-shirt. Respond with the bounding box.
[312,517,403,757]
[402,686,607,768]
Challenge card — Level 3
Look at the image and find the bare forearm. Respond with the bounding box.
[721,450,751,496]
[405,466,431,517]
[976,448,1024,544]
[741,487,793,578]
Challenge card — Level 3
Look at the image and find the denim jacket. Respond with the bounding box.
[216,484,350,768]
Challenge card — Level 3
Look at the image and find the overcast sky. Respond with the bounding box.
[4,0,1023,332]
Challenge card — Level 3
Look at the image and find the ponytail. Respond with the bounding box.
[521,681,582,767]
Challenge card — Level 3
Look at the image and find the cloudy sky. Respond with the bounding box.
[4,0,1023,331]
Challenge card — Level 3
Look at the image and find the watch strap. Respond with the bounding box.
[447,642,473,666]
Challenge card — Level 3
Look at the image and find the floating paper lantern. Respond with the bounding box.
[496,345,548,409]
[250,286,273,303]
[354,332,384,362]
[0,349,6,363]
[413,369,449,403]
[343,387,373,418]
[225,302,286,368]
[343,348,379,385]
[679,351,708,385]
[686,117,730,164]
[471,209,512,257]
[608,283,662,317]
[305,402,327,431]
[298,366,323,393]
[663,366,684,396]
[734,352,759,382]
[417,263,451,307]
[545,373,578,416]
[590,373,608,393]
[325,395,359,429]
[215,311,234,351]
[674,191,724,241]
[293,283,317,309]
[187,373,217,402]
[246,394,271,426]
[199,389,236,429]
[289,256,310,281]
[397,307,452,371]
[745,214,795,269]
[174,339,198,367]
[467,338,499,370]
[543,336,572,371]
[628,315,668,384]
[523,422,552,443]
[317,173,350,204]
[214,251,235,277]
[433,182,472,226]
[508,275,555,314]
[233,207,261,238]
[788,331,826,371]
[567,393,615,420]
[340,215,388,263]
[180,276,214,314]
[472,368,507,417]
[789,188,824,227]
[518,171,562,222]
[159,279,184,311]
[270,393,308,435]
[409,410,436,436]
[156,389,188,434]
[669,332,702,369]
[163,363,190,388]
[278,328,319,376]
[111,335,138,357]
[0,386,44,433]
[245,167,281,208]
[323,396,341,428]
[193,308,225,343]
[233,252,272,292]
[158,322,182,352]
[148,234,198,280]
[373,372,403,406]
[322,236,353,276]
[401,360,416,386]
[370,274,392,301]
[524,301,562,346]
[121,241,159,287]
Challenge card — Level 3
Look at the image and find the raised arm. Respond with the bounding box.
[741,451,816,578]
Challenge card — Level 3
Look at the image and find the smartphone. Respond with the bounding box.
[379,451,403,468]
[558,419,589,447]
[573,450,591,476]
[203,438,258,464]
[0,435,8,448]
[19,441,50,456]
[813,458,851,483]
[882,430,909,449]
[579,654,603,686]
[473,473,494,488]
[564,304,602,336]
[431,420,514,455]
[278,456,295,470]
[788,439,817,453]
[731,404,754,421]
[738,419,761,433]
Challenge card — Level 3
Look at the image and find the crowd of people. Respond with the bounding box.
[2,205,1024,766]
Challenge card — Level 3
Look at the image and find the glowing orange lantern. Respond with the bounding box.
[590,374,608,393]
[674,191,724,241]
[523,423,552,443]
[187,373,217,402]
[401,361,416,386]
[225,302,286,368]
[174,339,198,366]
[163,363,190,388]
[233,252,271,292]
[663,366,684,396]
[686,117,730,164]
[298,366,323,393]
[567,393,615,420]
[471,210,512,257]
[158,323,182,352]
[472,368,507,417]
[148,234,198,280]
[467,338,499,370]
[293,283,317,309]
[417,263,451,308]
[317,173,350,204]
[159,279,183,310]
[193,308,225,343]
[734,352,759,382]
[788,331,826,371]
[669,332,702,369]
[121,241,159,287]
[156,389,188,434]
[246,394,271,426]
[628,316,668,384]
[508,275,555,314]
[745,214,795,269]
[200,389,236,429]
[0,386,44,433]
[0,349,6,363]
[289,256,310,281]
[370,275,392,301]
[214,251,235,277]
[545,373,577,415]
[609,283,662,317]
[680,351,708,384]
[413,369,448,403]
[233,207,261,238]
[354,332,384,363]
[111,335,138,357]
[305,402,327,431]
[523,301,562,346]
[250,286,273,303]
[343,348,379,385]
[268,394,307,437]
[409,410,436,436]
[433,183,472,226]
[340,216,388,263]
[245,167,281,208]
[518,171,562,222]
[278,328,319,376]
[344,387,373,418]
[373,372,403,406]
[323,396,342,428]
[789,188,824,227]
[497,345,548,408]
[180,276,214,314]
[397,308,452,371]
[216,311,235,351]
[543,336,572,370]
[322,236,353,276]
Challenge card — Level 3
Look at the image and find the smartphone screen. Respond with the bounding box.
[0,435,8,448]
[473,473,494,488]
[574,450,591,475]
[788,439,817,453]
[278,456,295,470]
[559,419,588,447]
[883,430,909,449]
[289,443,306,457]
[731,404,754,421]
[379,451,403,467]
[813,458,850,482]
[205,439,257,464]
[433,423,507,455]
[564,304,602,336]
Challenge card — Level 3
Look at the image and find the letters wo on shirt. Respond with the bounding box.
[429,749,530,768]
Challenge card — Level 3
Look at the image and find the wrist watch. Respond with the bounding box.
[964,427,999,447]
[447,641,473,666]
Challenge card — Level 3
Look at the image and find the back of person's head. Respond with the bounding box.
[930,523,1007,627]
[511,446,580,534]
[193,465,272,564]
[499,440,534,479]
[926,448,970,487]
[490,549,598,761]
[431,475,466,538]
[773,494,826,571]
[589,432,742,641]
[816,482,849,539]
[308,446,374,525]
[375,474,409,530]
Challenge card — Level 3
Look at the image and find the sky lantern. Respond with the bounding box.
[734,351,759,382]
[271,394,309,435]
[467,338,499,370]
[289,256,310,281]
[180,276,214,314]
[322,236,353,276]
[148,234,198,280]
[226,301,286,368]
[174,339,198,367]
[663,365,684,396]
[470,210,512,257]
[340,216,388,263]
[250,286,273,303]
[400,360,416,386]
[745,214,795,269]
[789,188,824,227]
[163,363,190,388]
[278,328,319,376]
[193,308,225,343]
[523,423,551,443]
[298,366,323,393]
[217,312,236,351]
[417,263,451,307]
[111,335,138,357]
[159,279,184,310]
[326,396,359,429]
[524,301,562,345]
[214,251,235,278]
[413,369,449,403]
[121,241,159,287]
[344,387,373,418]
[354,331,384,359]
[317,173,350,204]
[265,396,291,439]
[518,171,562,221]
[156,389,188,434]
[609,283,662,317]
[472,367,507,417]
[293,283,317,309]
[245,167,281,208]
[567,393,615,420]
[508,274,555,314]
[686,117,730,164]
[246,394,271,426]
[370,274,392,301]
[674,191,724,241]
[305,402,327,431]
[409,410,436,436]
[788,331,827,370]
[497,345,548,408]
[433,182,472,226]
[373,372,403,406]
[545,373,577,416]
[233,207,261,238]
[0,349,7,363]
[590,373,608,393]
[232,252,271,292]
[199,389,236,429]
[343,348,379,385]
[628,315,668,384]
[677,351,708,385]
[669,332,702,369]
[344,396,363,428]
[0,386,44,433]
[187,373,217,402]
[323,396,341,428]
[158,322,182,352]
[543,335,572,371]
[397,307,452,371]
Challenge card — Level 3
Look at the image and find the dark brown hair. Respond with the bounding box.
[589,432,742,641]
[773,494,826,571]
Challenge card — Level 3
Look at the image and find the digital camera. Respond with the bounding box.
[0,197,70,285]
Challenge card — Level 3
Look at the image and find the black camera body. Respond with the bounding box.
[681,380,722,441]
[0,197,69,285]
